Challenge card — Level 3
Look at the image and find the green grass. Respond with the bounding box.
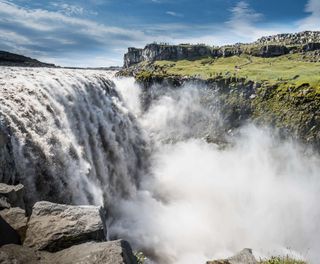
[152,53,320,91]
[259,256,306,264]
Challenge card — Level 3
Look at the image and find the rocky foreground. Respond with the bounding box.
[0,182,306,263]
[0,183,137,264]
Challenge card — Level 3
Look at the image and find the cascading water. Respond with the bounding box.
[112,78,320,264]
[0,67,148,209]
[1,68,320,264]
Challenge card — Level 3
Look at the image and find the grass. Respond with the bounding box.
[152,53,320,91]
[259,256,306,264]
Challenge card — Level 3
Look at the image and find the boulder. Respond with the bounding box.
[207,248,258,264]
[0,240,137,264]
[24,201,106,252]
[0,183,25,210]
[0,207,27,241]
[52,240,138,264]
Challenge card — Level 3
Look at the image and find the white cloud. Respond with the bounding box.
[298,0,320,31]
[0,0,310,67]
[166,11,184,17]
[0,0,150,66]
[225,1,280,41]
[51,2,84,16]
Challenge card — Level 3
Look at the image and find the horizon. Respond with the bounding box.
[0,0,319,67]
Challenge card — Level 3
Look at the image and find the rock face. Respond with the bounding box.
[123,31,320,68]
[0,240,137,264]
[24,201,106,252]
[256,31,320,45]
[0,183,25,209]
[207,248,258,264]
[258,45,289,57]
[124,44,214,67]
[0,51,55,67]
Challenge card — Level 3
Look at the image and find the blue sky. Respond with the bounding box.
[0,0,319,67]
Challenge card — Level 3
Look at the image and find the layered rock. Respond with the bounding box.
[24,201,106,252]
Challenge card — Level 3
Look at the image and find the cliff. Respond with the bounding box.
[123,31,320,68]
[120,31,320,151]
[0,51,55,67]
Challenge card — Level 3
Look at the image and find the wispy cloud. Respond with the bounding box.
[0,0,311,67]
[226,1,276,40]
[0,0,149,66]
[298,0,320,31]
[50,2,84,16]
[166,11,184,17]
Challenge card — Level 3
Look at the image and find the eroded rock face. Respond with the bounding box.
[0,240,137,264]
[0,183,25,210]
[207,248,258,264]
[24,201,106,252]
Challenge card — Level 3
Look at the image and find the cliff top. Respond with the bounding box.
[123,31,320,68]
[0,51,55,67]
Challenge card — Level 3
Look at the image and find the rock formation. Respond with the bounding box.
[123,31,320,67]
[0,240,137,264]
[0,184,137,264]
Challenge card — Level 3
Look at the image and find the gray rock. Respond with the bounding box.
[24,201,106,252]
[0,244,46,264]
[258,45,289,57]
[0,240,137,264]
[52,240,138,264]
[0,183,25,210]
[0,207,27,241]
[207,248,258,264]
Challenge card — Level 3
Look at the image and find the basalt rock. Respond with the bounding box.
[24,201,106,252]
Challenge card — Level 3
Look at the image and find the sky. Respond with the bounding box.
[0,0,319,67]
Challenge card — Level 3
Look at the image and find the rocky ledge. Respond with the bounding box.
[0,183,137,264]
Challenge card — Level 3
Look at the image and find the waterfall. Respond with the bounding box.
[0,67,148,209]
[1,68,320,264]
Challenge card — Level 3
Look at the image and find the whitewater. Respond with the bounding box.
[0,67,319,263]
